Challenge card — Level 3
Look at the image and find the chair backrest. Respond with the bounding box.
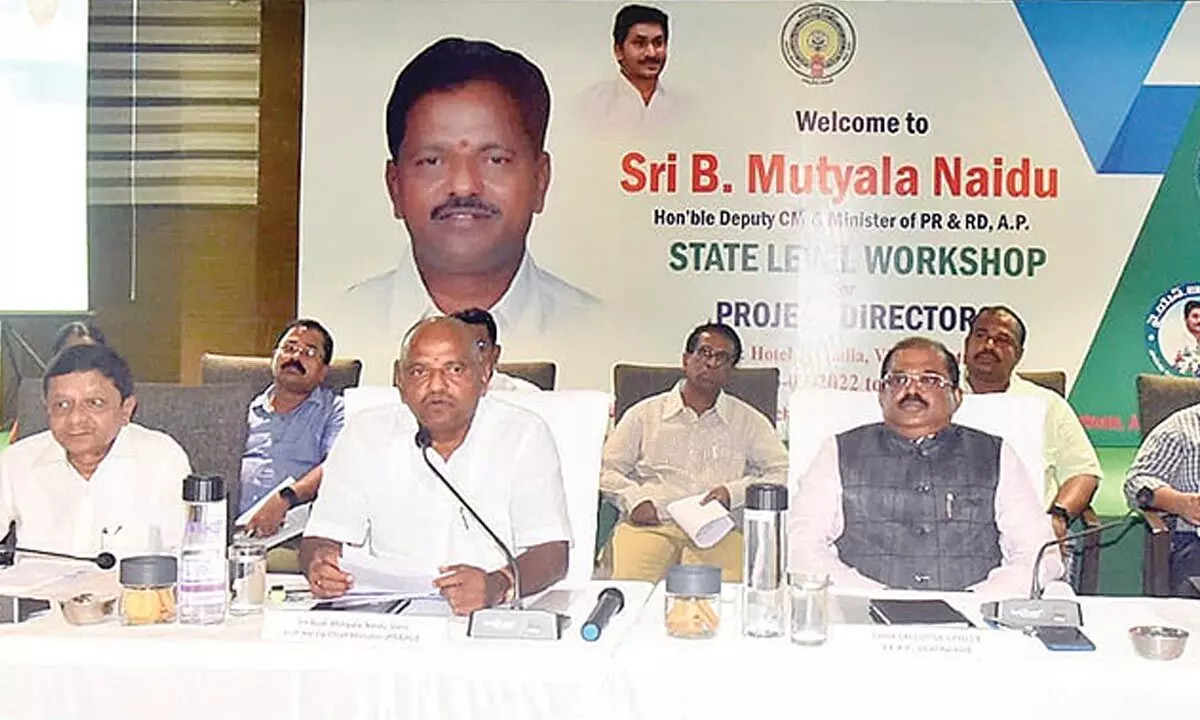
[787,388,1047,498]
[488,390,611,587]
[613,364,780,426]
[341,386,610,588]
[14,379,46,440]
[15,379,257,527]
[1136,373,1200,439]
[1016,370,1067,398]
[496,362,557,391]
[200,353,363,396]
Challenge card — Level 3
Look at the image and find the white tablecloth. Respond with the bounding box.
[2,571,1200,720]
[613,585,1200,719]
[0,576,652,720]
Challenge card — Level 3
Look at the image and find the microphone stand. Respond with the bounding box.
[983,510,1137,631]
[415,428,564,640]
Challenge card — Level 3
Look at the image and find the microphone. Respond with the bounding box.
[0,522,117,570]
[1028,509,1136,599]
[580,587,625,642]
[414,426,565,640]
[982,510,1137,631]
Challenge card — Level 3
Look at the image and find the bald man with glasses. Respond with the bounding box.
[788,336,1061,597]
[600,323,788,582]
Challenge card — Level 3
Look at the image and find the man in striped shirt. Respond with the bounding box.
[1125,404,1200,596]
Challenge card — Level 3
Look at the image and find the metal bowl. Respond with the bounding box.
[59,592,117,626]
[1129,625,1190,660]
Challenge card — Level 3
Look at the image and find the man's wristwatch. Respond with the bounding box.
[278,486,301,509]
[1047,504,1072,525]
[1136,486,1156,511]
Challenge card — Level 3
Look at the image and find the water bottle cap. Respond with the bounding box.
[746,483,788,511]
[182,474,226,503]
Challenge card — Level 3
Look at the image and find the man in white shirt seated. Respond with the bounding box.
[577,4,691,133]
[0,344,191,558]
[450,307,541,392]
[300,317,571,615]
[601,322,788,582]
[788,337,1062,596]
[962,305,1101,540]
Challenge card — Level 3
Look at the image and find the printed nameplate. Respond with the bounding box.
[261,609,446,645]
[870,627,983,656]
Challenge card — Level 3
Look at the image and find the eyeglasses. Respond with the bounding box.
[881,372,954,391]
[693,345,734,367]
[276,341,320,359]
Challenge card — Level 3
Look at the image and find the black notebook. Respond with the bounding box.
[868,599,975,628]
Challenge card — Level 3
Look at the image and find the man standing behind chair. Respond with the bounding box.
[300,317,570,615]
[601,323,787,582]
[789,337,1061,595]
[450,307,541,392]
[240,320,345,537]
[0,344,191,557]
[962,306,1101,540]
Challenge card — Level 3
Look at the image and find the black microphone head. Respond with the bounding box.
[415,426,432,449]
[95,552,117,570]
[600,586,625,610]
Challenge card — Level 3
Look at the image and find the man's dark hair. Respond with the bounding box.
[385,37,550,161]
[451,307,499,346]
[613,4,669,45]
[51,320,107,357]
[43,343,135,401]
[1186,300,1200,317]
[276,319,334,365]
[685,323,742,366]
[880,337,960,388]
[971,305,1028,348]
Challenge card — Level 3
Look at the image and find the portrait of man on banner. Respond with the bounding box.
[1172,300,1200,376]
[331,36,600,380]
[576,3,692,134]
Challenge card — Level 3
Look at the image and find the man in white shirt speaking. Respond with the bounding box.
[332,37,599,385]
[577,4,691,134]
[300,317,571,615]
[0,344,191,558]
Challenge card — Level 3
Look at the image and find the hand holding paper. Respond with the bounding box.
[667,492,735,549]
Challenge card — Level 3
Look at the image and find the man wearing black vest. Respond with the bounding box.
[788,336,1062,595]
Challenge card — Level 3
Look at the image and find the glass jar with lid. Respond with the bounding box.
[119,555,178,626]
[664,564,722,639]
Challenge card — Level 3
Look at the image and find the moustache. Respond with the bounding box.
[430,196,500,221]
[898,394,928,409]
[282,360,306,375]
[973,349,1000,362]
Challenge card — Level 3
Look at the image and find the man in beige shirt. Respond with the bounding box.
[600,323,788,582]
[962,305,1102,539]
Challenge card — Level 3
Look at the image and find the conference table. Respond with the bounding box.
[1,571,1199,720]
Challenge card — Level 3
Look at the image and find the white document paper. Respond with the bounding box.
[340,557,439,600]
[234,477,313,549]
[235,476,297,526]
[0,558,95,596]
[666,493,735,549]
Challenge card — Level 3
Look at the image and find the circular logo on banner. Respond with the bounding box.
[780,3,857,85]
[1145,283,1200,377]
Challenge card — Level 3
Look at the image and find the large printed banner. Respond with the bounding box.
[299,0,1200,446]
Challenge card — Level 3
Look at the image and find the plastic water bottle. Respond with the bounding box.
[177,475,228,625]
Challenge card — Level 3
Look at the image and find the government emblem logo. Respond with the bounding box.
[1145,282,1200,377]
[780,3,856,85]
